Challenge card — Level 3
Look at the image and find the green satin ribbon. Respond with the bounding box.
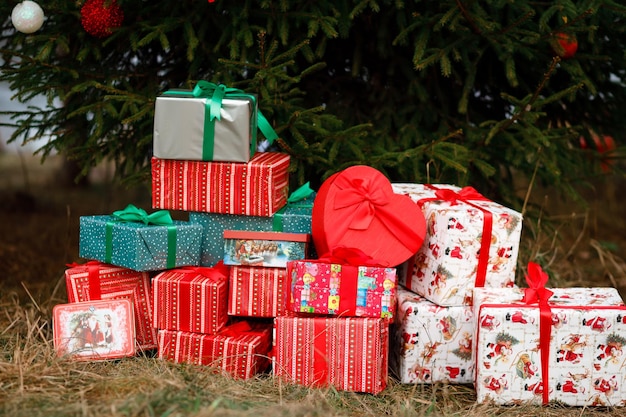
[105,204,177,269]
[272,182,315,232]
[162,81,278,160]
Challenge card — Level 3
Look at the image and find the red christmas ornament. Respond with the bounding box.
[553,32,578,59]
[80,0,124,38]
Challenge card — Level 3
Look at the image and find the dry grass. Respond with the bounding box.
[2,153,626,416]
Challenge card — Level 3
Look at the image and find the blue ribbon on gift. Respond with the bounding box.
[162,81,278,161]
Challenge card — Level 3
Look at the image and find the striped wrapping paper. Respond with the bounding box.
[151,152,290,217]
[152,267,229,334]
[228,266,288,317]
[65,262,157,350]
[157,322,273,380]
[273,316,389,394]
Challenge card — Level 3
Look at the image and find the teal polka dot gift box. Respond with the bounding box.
[79,205,203,271]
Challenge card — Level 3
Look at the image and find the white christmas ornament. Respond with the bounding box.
[11,1,45,34]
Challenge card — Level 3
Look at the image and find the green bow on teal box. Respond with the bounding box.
[153,81,278,163]
[79,205,204,271]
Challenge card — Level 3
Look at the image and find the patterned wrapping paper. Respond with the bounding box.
[151,152,290,217]
[273,315,389,394]
[65,261,157,350]
[223,230,309,268]
[390,287,475,384]
[79,216,203,271]
[53,299,136,361]
[228,266,288,317]
[153,93,256,163]
[189,189,314,267]
[287,259,397,318]
[392,183,523,306]
[157,321,273,380]
[152,265,229,335]
[473,284,626,406]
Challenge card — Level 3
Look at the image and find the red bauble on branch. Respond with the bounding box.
[553,32,578,59]
[80,0,124,38]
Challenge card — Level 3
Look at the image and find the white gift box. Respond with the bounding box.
[473,282,626,406]
[390,288,475,384]
[393,183,522,306]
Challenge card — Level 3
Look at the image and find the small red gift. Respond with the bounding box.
[228,266,288,317]
[152,264,229,334]
[286,247,397,318]
[151,152,290,217]
[312,165,426,267]
[273,315,389,394]
[65,261,157,350]
[157,321,272,380]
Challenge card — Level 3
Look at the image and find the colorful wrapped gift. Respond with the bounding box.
[53,299,136,361]
[154,81,267,163]
[473,263,626,406]
[189,183,315,267]
[273,315,389,394]
[152,264,229,335]
[157,321,273,380]
[65,261,157,350]
[392,183,522,306]
[151,152,290,217]
[286,248,397,318]
[312,165,426,267]
[223,230,309,268]
[228,266,288,317]
[79,205,203,271]
[390,288,474,384]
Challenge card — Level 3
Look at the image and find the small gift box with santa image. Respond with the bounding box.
[473,262,626,407]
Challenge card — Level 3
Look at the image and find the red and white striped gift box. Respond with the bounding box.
[65,261,157,350]
[228,266,288,317]
[151,152,290,217]
[273,315,389,394]
[157,321,272,380]
[152,265,229,334]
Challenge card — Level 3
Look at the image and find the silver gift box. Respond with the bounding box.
[153,94,256,162]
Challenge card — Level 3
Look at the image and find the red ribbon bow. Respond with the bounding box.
[66,260,106,300]
[434,186,489,205]
[523,262,554,405]
[177,261,229,281]
[331,173,424,246]
[318,246,388,267]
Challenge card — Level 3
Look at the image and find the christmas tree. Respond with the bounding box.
[1,0,624,210]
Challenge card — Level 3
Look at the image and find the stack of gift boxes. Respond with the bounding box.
[52,81,626,405]
[389,183,626,407]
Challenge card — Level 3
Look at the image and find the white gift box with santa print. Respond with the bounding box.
[392,183,522,306]
[390,287,475,384]
[473,286,626,406]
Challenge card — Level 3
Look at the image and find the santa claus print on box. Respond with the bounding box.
[393,183,522,306]
[473,267,626,407]
[390,288,475,384]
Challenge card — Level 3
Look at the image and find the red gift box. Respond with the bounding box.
[312,165,426,267]
[228,266,288,317]
[65,261,157,350]
[152,264,229,334]
[157,321,272,380]
[273,315,389,394]
[151,152,290,217]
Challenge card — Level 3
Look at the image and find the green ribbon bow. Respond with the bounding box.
[105,204,177,269]
[163,81,278,161]
[273,182,315,232]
